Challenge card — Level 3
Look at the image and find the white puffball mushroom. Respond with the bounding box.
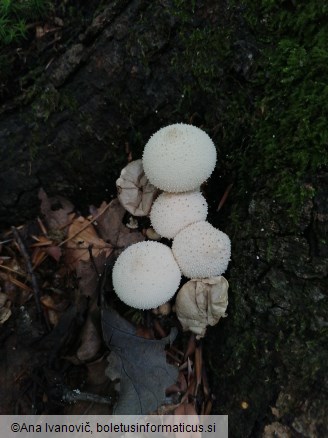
[142,123,217,192]
[112,241,181,309]
[150,191,208,239]
[172,221,231,278]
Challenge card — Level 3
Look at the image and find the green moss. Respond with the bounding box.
[243,2,328,210]
[181,29,232,92]
[171,0,327,224]
[0,0,52,45]
[0,0,53,94]
[30,85,79,122]
[170,2,327,433]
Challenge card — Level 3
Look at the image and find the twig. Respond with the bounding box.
[0,239,13,244]
[166,350,182,365]
[184,333,196,360]
[0,264,27,278]
[194,340,203,396]
[62,389,112,405]
[11,227,51,332]
[87,244,100,277]
[31,202,112,268]
[217,183,233,212]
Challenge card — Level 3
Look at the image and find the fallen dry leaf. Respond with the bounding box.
[65,216,112,270]
[116,226,145,252]
[0,307,11,324]
[47,309,59,326]
[30,235,54,246]
[166,370,188,395]
[102,308,178,414]
[91,199,125,245]
[1,272,31,305]
[43,246,62,262]
[76,252,108,298]
[0,292,7,307]
[6,276,32,293]
[30,235,62,262]
[77,314,102,362]
[39,188,75,232]
[105,350,122,382]
[40,294,69,312]
[91,199,145,252]
[31,247,47,269]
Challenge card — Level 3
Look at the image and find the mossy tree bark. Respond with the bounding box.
[206,172,327,437]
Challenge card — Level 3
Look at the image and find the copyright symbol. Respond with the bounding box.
[11,423,20,432]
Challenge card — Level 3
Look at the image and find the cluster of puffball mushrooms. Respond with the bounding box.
[112,123,230,338]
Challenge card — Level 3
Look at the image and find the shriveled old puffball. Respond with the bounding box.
[175,276,228,338]
[116,159,158,216]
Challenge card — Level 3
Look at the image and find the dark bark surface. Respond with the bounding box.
[0,1,327,437]
[206,171,328,437]
[0,0,181,226]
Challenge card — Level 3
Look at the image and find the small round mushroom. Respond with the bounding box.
[112,241,181,309]
[150,191,208,239]
[142,124,217,192]
[172,221,231,278]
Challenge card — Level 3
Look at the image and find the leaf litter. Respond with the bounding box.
[0,182,225,416]
[102,307,178,414]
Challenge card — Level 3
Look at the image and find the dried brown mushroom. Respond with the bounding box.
[175,276,228,338]
[116,159,158,216]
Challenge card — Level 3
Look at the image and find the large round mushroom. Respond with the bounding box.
[142,123,217,192]
[112,241,181,309]
[172,221,231,278]
[150,191,208,239]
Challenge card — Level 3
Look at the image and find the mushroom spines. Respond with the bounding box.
[142,123,217,192]
[150,191,208,239]
[172,221,231,278]
[112,241,181,309]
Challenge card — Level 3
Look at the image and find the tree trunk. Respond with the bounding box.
[0,0,180,226]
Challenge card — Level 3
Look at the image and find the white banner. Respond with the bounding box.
[1,415,228,438]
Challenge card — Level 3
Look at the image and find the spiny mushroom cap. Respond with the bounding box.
[172,221,231,278]
[112,241,181,309]
[150,191,208,239]
[142,123,217,192]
